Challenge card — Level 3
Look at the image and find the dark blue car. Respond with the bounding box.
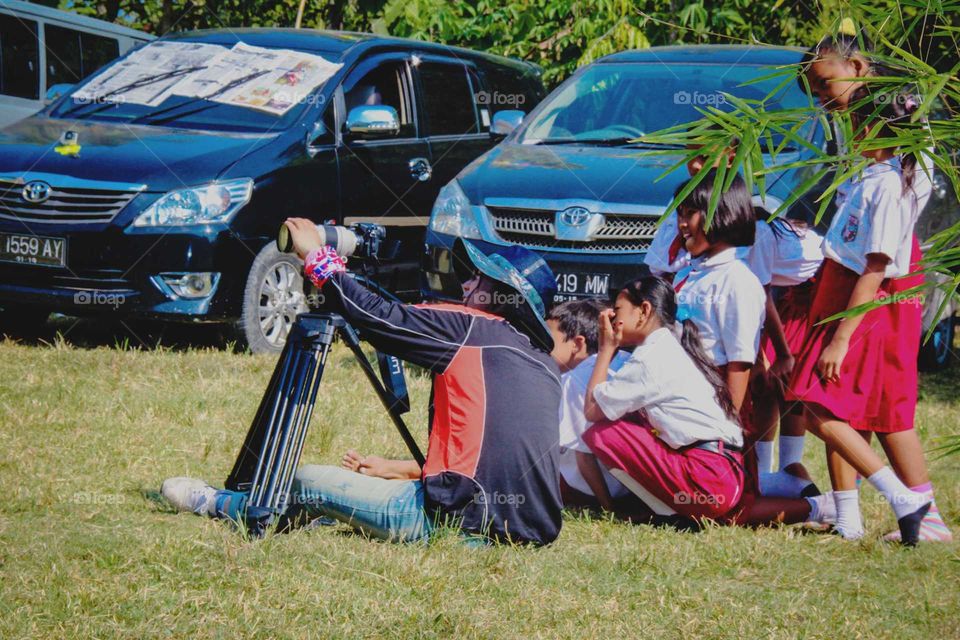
[0,29,544,352]
[423,46,831,302]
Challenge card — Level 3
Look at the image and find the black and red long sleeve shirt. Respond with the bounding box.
[322,273,563,545]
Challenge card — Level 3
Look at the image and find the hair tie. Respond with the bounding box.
[839,17,857,36]
[676,304,692,324]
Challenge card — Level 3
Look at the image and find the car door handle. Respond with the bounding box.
[408,157,432,182]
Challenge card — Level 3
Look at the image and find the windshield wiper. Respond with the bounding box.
[131,69,272,126]
[59,65,207,119]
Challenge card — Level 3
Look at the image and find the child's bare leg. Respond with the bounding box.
[877,430,930,487]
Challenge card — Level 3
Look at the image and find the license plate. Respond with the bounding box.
[554,272,610,299]
[0,232,67,267]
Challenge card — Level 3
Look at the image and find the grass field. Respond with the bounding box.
[0,319,958,639]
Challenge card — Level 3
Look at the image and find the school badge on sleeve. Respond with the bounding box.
[841,214,860,242]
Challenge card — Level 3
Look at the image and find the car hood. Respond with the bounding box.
[459,143,690,209]
[0,117,281,191]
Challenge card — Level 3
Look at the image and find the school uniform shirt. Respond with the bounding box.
[644,209,774,286]
[557,352,631,498]
[823,155,933,278]
[592,327,744,449]
[676,247,766,366]
[769,222,824,287]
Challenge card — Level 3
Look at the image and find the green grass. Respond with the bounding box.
[0,324,959,639]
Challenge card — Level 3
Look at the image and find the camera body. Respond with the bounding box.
[277,222,387,259]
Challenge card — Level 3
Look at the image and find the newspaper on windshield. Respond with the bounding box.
[72,41,342,115]
[173,42,343,115]
[73,41,228,107]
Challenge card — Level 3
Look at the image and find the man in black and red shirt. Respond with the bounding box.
[163,219,564,546]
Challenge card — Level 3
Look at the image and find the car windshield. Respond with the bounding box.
[519,61,813,147]
[48,40,342,134]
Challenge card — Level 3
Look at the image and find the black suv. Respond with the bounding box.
[0,29,544,352]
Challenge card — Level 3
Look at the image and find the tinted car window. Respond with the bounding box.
[45,24,83,85]
[46,25,120,85]
[81,32,120,76]
[419,62,478,136]
[0,14,39,99]
[343,60,416,138]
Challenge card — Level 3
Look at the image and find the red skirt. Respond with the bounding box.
[762,277,817,364]
[850,237,923,432]
[582,417,747,521]
[786,243,920,432]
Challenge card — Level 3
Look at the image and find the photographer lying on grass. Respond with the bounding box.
[162,218,564,546]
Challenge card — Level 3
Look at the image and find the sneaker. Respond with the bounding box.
[884,501,952,544]
[161,477,217,516]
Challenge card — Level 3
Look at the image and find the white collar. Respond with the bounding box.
[692,246,738,269]
[634,327,672,354]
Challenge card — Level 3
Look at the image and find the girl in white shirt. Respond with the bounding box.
[786,84,936,545]
[580,276,834,526]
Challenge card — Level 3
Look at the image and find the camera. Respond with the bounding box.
[277,222,387,259]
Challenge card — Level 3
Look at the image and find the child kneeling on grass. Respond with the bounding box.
[580,276,836,528]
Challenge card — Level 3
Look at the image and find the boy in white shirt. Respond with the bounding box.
[547,299,632,510]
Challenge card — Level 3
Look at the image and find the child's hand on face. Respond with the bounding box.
[598,309,623,352]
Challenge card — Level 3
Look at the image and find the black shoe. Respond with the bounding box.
[799,482,822,498]
[897,502,932,547]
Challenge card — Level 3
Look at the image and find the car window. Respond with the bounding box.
[0,14,39,99]
[46,25,121,87]
[343,60,416,138]
[418,61,479,136]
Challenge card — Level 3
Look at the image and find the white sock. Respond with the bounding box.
[832,489,864,539]
[759,470,815,498]
[805,492,836,524]
[867,467,929,519]
[756,440,775,474]
[778,435,805,469]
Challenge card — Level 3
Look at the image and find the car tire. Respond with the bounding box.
[236,243,310,354]
[919,316,955,371]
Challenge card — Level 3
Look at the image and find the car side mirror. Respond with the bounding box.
[345,105,400,138]
[45,83,75,104]
[490,110,524,138]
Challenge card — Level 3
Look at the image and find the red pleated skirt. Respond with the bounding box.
[786,238,922,432]
[761,277,817,364]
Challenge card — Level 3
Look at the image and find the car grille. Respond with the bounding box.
[0,263,138,293]
[0,178,142,225]
[487,206,658,252]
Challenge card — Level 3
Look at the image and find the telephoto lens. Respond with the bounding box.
[277,223,360,256]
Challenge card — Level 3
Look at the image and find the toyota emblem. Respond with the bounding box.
[558,206,591,227]
[22,181,51,204]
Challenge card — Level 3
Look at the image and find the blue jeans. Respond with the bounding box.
[290,465,433,543]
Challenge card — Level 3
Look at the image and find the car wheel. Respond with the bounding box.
[919,316,955,371]
[237,244,309,354]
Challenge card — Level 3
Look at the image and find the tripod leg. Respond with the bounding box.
[339,324,426,468]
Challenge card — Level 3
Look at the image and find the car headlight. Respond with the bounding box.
[132,178,253,227]
[429,180,482,239]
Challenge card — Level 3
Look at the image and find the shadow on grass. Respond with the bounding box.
[1,313,238,352]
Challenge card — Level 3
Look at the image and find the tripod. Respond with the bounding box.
[225,312,426,537]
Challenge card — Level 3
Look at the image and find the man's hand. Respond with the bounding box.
[340,449,421,480]
[284,217,325,260]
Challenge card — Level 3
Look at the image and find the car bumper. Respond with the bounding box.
[0,226,262,320]
[421,230,650,302]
